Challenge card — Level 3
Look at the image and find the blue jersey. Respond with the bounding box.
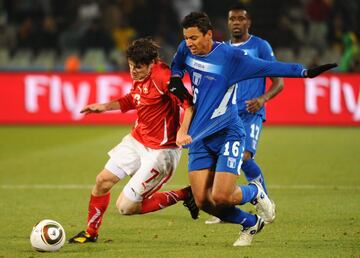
[171,40,305,143]
[227,35,276,120]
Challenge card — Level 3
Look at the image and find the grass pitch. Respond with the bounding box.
[0,125,359,258]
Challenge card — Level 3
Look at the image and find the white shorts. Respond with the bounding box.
[106,134,181,202]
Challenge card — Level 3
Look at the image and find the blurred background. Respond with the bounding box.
[0,3,359,257]
[0,0,359,72]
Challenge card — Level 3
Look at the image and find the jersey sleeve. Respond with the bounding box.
[259,39,276,61]
[171,41,187,78]
[118,93,135,113]
[227,48,306,85]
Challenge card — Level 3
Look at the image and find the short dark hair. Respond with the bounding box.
[228,3,247,12]
[126,38,159,65]
[228,3,250,18]
[181,12,213,35]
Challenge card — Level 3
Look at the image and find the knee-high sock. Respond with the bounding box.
[241,159,268,194]
[140,188,190,214]
[239,184,258,205]
[86,192,110,237]
[217,206,257,228]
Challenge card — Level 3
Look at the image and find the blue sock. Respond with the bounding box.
[239,184,258,204]
[217,206,257,228]
[241,159,268,194]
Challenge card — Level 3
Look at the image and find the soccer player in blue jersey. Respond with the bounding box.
[205,4,284,225]
[170,12,336,246]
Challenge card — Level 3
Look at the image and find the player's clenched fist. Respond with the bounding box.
[80,103,107,114]
[176,133,192,147]
[245,96,267,113]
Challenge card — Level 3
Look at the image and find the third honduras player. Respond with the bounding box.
[225,4,285,196]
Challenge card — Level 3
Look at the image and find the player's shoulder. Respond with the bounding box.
[250,35,272,47]
[226,43,248,57]
[152,60,170,72]
[173,40,190,59]
[215,41,238,55]
[177,40,189,53]
[151,60,170,85]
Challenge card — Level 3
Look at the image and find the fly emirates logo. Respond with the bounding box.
[305,76,360,121]
[24,75,131,120]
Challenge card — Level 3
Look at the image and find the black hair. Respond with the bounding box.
[228,2,247,12]
[126,38,159,65]
[181,12,213,35]
[228,3,251,18]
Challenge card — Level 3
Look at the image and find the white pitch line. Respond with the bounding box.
[1,184,360,190]
[269,184,360,190]
[0,184,94,189]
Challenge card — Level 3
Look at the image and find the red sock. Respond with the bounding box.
[140,187,190,214]
[86,193,110,237]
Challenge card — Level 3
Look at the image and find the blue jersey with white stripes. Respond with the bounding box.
[226,35,276,120]
[171,40,305,143]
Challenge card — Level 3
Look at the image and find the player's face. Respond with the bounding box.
[183,27,213,55]
[228,10,250,40]
[128,60,152,81]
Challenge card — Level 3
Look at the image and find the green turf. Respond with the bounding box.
[0,126,359,257]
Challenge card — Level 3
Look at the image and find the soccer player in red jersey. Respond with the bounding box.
[68,38,198,244]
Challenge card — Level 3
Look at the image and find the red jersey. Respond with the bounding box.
[118,61,190,149]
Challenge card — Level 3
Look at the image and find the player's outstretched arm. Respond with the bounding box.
[305,63,338,78]
[80,101,120,114]
[168,77,192,102]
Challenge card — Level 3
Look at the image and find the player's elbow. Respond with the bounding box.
[277,78,285,91]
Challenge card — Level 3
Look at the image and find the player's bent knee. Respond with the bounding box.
[95,174,113,193]
[94,169,119,194]
[212,192,232,206]
[116,199,139,215]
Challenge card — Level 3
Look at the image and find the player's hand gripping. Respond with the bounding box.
[306,63,337,78]
[246,95,267,113]
[80,103,107,114]
[176,129,192,147]
[168,77,192,102]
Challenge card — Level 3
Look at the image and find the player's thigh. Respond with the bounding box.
[125,148,181,201]
[188,168,215,207]
[188,139,218,203]
[212,129,246,205]
[107,134,142,176]
[242,114,264,157]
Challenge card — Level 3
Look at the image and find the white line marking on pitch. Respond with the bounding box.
[1,184,360,190]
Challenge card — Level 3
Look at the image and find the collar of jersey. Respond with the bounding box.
[229,34,253,46]
[196,41,223,58]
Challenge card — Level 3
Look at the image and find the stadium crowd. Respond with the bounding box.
[0,0,359,71]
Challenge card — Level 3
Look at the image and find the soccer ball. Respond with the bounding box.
[30,219,66,252]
